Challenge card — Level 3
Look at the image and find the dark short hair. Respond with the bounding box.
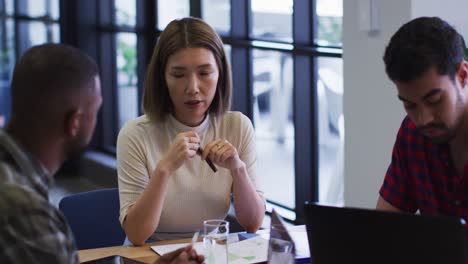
[10,43,99,121]
[383,17,464,82]
[142,17,232,122]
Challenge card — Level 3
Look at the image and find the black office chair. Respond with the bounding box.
[58,188,126,250]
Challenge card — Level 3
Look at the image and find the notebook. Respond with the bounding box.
[304,203,468,264]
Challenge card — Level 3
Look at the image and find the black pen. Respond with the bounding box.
[197,147,217,173]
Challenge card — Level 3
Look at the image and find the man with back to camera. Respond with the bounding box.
[377,17,468,233]
[0,43,204,264]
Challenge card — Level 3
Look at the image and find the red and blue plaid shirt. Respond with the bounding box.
[380,116,468,227]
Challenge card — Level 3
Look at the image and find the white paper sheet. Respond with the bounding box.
[151,236,269,264]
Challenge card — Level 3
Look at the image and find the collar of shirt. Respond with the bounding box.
[167,113,211,134]
[0,129,51,199]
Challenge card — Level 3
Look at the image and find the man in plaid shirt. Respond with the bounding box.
[378,17,468,233]
[0,43,102,263]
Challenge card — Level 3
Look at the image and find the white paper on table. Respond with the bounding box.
[150,236,269,264]
[151,241,204,256]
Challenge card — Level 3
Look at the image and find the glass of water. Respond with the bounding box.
[203,219,229,264]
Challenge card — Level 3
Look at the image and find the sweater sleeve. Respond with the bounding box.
[116,120,151,225]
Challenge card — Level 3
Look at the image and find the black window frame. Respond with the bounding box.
[0,0,60,126]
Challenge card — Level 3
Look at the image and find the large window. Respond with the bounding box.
[69,0,343,222]
[0,0,60,127]
[251,0,293,42]
[157,0,189,30]
[114,0,138,129]
[316,0,344,206]
[252,48,295,210]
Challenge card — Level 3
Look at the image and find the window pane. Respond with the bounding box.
[115,0,136,27]
[317,57,344,206]
[22,0,46,17]
[251,0,293,42]
[223,44,231,64]
[19,22,59,47]
[316,0,343,46]
[117,33,138,129]
[253,49,295,209]
[19,0,59,19]
[5,0,14,14]
[157,0,189,31]
[19,21,46,48]
[50,0,59,19]
[0,19,15,128]
[0,21,15,73]
[202,0,230,35]
[50,23,60,42]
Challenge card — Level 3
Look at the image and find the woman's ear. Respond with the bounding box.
[64,109,82,137]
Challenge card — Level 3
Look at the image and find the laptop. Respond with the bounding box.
[304,203,468,264]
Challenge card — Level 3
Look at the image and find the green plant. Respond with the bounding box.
[0,49,11,79]
[117,40,137,87]
[115,6,135,26]
[462,35,468,60]
[0,50,9,62]
[317,16,342,46]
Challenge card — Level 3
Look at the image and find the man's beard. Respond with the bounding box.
[65,131,88,161]
[417,123,456,144]
[417,92,464,144]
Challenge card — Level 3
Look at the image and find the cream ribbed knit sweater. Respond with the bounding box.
[117,111,263,240]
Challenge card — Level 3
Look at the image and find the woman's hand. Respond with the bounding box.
[158,131,200,175]
[201,139,245,171]
[154,245,204,264]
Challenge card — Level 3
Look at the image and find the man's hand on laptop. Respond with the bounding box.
[154,245,204,264]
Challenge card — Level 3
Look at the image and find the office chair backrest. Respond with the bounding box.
[59,188,126,250]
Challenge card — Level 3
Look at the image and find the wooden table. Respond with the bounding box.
[78,225,307,263]
[78,238,190,263]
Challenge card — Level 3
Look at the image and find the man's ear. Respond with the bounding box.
[458,60,468,88]
[65,109,82,137]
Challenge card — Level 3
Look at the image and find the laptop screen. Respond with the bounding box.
[304,203,467,264]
